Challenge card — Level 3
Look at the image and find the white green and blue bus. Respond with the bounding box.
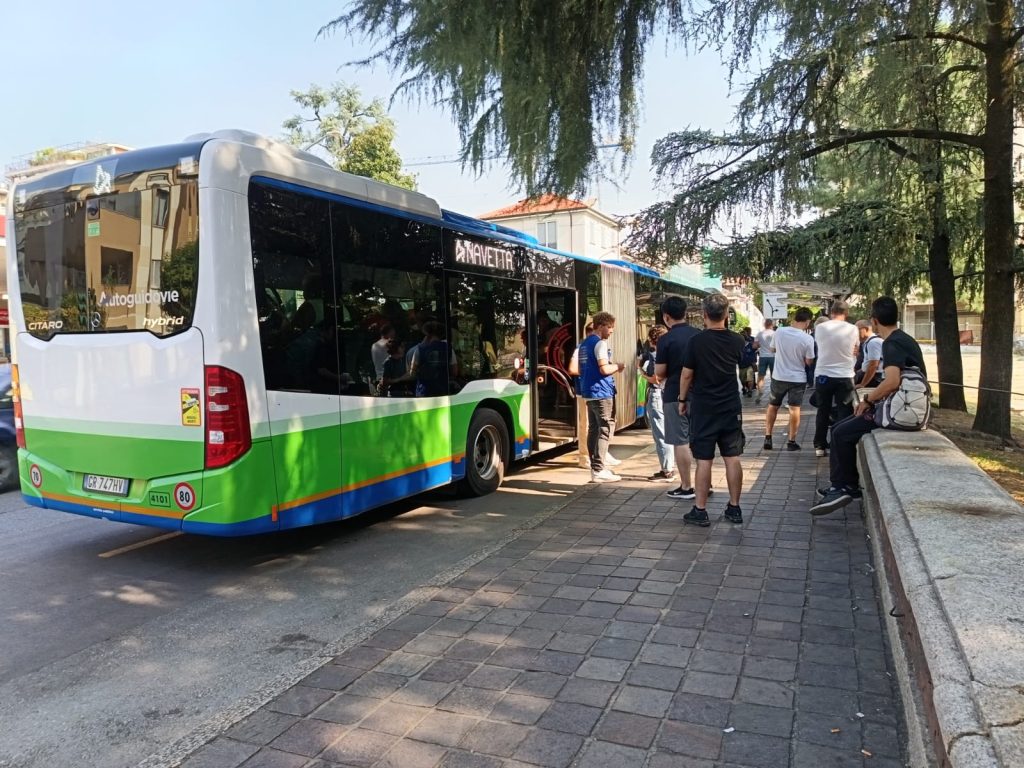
[5,130,706,535]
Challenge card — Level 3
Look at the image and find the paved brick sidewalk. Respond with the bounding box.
[180,407,904,768]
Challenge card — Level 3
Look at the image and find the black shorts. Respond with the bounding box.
[769,379,806,407]
[689,409,745,461]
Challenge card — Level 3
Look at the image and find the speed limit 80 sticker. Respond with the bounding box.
[173,482,197,512]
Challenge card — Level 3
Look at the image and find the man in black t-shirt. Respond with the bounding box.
[678,293,746,527]
[811,296,927,516]
[655,296,700,499]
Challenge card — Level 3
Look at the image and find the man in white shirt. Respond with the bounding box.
[753,319,776,404]
[763,308,816,451]
[371,323,396,381]
[811,301,860,457]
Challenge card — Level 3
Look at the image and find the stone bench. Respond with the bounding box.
[860,429,1024,767]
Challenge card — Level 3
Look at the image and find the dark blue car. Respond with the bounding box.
[0,364,18,491]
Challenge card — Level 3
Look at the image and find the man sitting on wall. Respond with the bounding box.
[810,297,927,516]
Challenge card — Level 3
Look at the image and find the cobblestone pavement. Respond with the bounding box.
[179,406,904,768]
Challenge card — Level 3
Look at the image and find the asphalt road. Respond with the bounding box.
[0,437,643,768]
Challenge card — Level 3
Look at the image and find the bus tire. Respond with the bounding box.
[461,408,508,497]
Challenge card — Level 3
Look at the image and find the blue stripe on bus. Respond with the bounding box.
[182,515,277,536]
[278,461,453,531]
[26,447,524,536]
[636,404,646,418]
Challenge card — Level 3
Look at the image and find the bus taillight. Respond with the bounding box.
[12,364,26,449]
[205,366,251,469]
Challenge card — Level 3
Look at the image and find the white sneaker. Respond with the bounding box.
[604,453,622,467]
[815,448,827,457]
[591,469,622,482]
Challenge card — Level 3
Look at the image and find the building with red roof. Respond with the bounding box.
[479,194,624,261]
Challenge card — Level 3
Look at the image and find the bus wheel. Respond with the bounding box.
[461,408,508,497]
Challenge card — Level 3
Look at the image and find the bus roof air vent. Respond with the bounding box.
[183,129,333,169]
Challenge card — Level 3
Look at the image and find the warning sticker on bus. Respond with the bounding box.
[181,388,201,427]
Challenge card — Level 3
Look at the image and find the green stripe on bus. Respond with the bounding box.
[24,428,203,477]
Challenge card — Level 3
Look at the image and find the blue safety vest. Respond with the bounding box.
[578,335,616,399]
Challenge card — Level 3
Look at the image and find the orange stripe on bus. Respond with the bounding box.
[277,454,459,513]
[121,503,187,520]
[42,492,186,520]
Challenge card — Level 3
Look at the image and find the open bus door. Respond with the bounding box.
[528,285,578,452]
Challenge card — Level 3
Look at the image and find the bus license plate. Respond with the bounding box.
[83,474,130,497]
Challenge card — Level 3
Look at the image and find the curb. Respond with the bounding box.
[859,436,1001,768]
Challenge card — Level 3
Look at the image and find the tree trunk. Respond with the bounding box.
[925,147,968,412]
[929,214,968,411]
[974,0,1016,438]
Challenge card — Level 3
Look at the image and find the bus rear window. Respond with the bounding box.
[13,179,199,339]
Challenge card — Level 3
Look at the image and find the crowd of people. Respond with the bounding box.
[572,293,926,522]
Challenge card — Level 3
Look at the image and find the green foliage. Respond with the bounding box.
[161,238,199,316]
[329,0,1024,435]
[703,200,928,298]
[283,82,417,190]
[322,1,681,196]
[341,122,417,189]
[29,148,58,167]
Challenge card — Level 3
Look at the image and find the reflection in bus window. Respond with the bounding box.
[248,182,338,394]
[331,201,444,397]
[447,274,526,388]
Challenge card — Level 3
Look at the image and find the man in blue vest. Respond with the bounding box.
[579,311,626,482]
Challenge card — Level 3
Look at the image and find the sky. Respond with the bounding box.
[1,1,740,221]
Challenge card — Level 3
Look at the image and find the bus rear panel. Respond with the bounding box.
[8,144,271,533]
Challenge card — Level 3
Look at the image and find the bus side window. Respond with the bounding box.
[446,273,525,386]
[248,182,338,395]
[330,202,443,398]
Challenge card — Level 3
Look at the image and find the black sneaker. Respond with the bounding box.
[809,489,854,516]
[667,486,696,499]
[683,506,711,527]
[724,504,743,524]
[649,470,676,483]
[817,485,863,499]
[763,436,773,450]
[786,441,801,451]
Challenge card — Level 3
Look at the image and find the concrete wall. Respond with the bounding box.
[860,430,1024,767]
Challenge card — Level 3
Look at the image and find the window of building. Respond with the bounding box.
[537,220,557,248]
[100,247,133,287]
[153,188,170,228]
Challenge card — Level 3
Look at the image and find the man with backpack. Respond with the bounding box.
[854,319,884,390]
[810,297,928,516]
